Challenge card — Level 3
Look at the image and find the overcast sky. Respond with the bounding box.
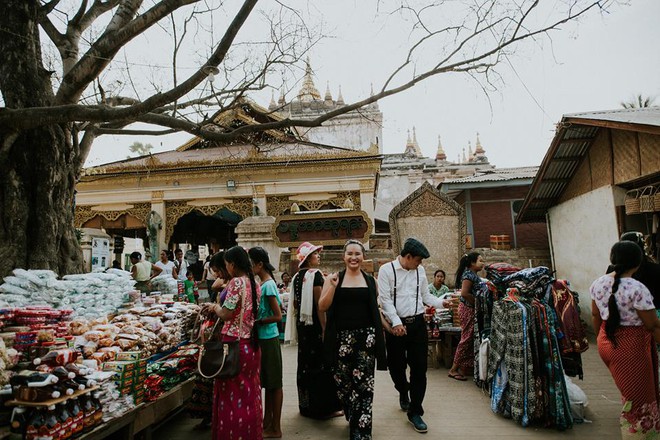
[86,0,660,169]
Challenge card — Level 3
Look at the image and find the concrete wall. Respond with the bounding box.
[396,216,461,285]
[549,185,619,318]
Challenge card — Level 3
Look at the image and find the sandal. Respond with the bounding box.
[448,372,468,381]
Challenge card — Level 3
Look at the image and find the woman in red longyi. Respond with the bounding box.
[590,241,660,439]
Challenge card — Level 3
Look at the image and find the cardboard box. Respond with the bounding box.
[102,360,136,374]
[115,351,141,362]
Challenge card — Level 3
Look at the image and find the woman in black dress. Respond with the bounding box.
[291,241,342,419]
[319,239,386,439]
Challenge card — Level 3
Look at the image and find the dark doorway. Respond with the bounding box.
[169,207,241,251]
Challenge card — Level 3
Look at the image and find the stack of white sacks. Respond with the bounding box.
[0,269,134,318]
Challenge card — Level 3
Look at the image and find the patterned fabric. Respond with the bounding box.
[473,279,498,387]
[460,269,482,307]
[552,280,589,354]
[222,276,261,339]
[487,296,571,429]
[454,302,475,370]
[188,377,213,419]
[502,267,554,301]
[333,327,377,440]
[212,340,262,440]
[428,283,449,298]
[597,324,660,438]
[293,269,342,418]
[590,276,655,325]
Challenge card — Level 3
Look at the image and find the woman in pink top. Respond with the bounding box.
[201,246,262,440]
[590,241,660,438]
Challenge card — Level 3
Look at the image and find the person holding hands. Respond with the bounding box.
[319,239,386,440]
[378,238,450,434]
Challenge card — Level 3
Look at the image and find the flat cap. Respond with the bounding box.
[401,238,430,259]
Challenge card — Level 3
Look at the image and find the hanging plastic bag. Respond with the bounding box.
[479,338,490,381]
[564,374,588,422]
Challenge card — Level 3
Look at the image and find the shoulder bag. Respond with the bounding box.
[197,279,246,379]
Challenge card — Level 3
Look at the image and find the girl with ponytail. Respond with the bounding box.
[590,241,660,438]
[202,245,262,440]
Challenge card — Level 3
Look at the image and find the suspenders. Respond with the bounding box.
[390,262,419,316]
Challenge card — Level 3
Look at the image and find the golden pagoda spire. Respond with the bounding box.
[468,141,474,161]
[336,85,345,105]
[324,81,333,102]
[475,132,486,154]
[435,135,446,161]
[268,90,277,111]
[462,147,467,163]
[412,126,423,157]
[297,57,321,102]
[278,88,286,106]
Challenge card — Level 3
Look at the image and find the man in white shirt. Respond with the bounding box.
[378,238,449,434]
[174,248,188,281]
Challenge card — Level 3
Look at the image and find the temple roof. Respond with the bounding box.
[82,140,381,178]
[176,99,299,152]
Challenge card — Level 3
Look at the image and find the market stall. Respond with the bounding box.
[0,268,201,440]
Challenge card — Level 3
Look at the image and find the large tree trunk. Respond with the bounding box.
[0,1,84,278]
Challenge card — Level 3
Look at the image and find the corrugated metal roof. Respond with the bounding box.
[516,107,660,223]
[441,166,538,185]
[564,106,660,128]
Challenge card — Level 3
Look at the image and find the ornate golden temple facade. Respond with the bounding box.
[75,101,381,255]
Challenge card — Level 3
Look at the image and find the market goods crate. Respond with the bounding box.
[490,234,511,250]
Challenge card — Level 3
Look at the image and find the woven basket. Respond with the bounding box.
[625,189,641,215]
[639,186,656,213]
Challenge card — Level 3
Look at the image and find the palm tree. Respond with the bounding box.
[621,94,656,109]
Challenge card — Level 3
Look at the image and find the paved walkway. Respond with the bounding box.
[155,340,623,439]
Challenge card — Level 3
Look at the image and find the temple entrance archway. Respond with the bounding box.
[169,207,242,251]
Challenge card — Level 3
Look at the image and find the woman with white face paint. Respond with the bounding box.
[319,240,387,440]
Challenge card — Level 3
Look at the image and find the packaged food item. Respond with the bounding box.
[42,405,61,439]
[68,397,84,437]
[57,402,73,440]
[9,407,28,440]
[17,386,61,402]
[33,349,80,367]
[81,395,95,432]
[25,407,44,440]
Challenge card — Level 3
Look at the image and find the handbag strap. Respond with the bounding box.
[196,279,247,379]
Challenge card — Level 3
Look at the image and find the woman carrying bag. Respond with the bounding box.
[200,246,262,440]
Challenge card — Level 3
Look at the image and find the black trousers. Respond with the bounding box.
[385,315,428,416]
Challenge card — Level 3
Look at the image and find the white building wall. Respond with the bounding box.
[549,185,620,320]
[297,114,383,152]
[376,174,416,220]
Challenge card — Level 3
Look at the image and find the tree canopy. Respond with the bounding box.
[0,0,612,276]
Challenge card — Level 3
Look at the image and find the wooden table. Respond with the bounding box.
[79,378,194,440]
[428,327,461,369]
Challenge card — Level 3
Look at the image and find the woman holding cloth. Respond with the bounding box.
[288,241,342,419]
[319,239,387,440]
[590,241,660,439]
[201,246,262,440]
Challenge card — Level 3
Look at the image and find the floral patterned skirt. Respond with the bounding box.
[333,327,376,440]
[598,324,660,438]
[454,302,475,370]
[212,340,262,440]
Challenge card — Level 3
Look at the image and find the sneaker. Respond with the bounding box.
[407,414,428,433]
[399,392,410,411]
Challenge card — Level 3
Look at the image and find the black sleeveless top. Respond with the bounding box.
[334,287,374,330]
